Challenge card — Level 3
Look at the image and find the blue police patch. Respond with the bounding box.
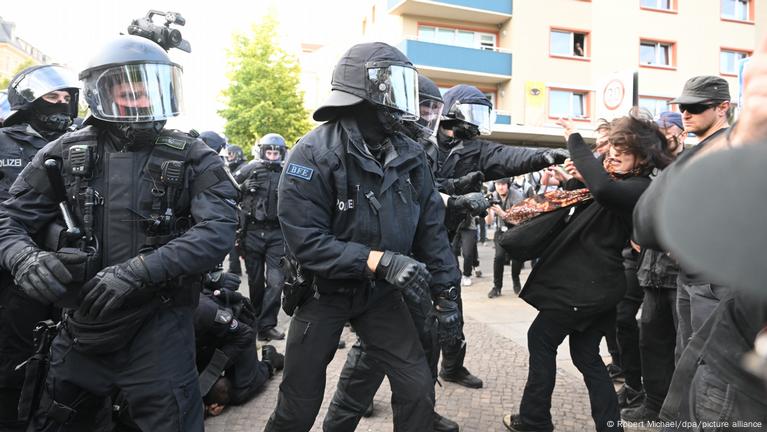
[286,163,314,181]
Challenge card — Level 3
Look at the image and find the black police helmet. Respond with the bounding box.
[257,133,287,161]
[79,35,184,123]
[313,42,417,122]
[441,84,494,137]
[199,131,227,153]
[226,144,245,163]
[418,74,442,103]
[3,64,80,127]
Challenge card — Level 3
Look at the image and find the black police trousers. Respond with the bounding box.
[322,288,438,431]
[0,281,56,431]
[28,307,203,432]
[264,287,435,432]
[229,344,271,405]
[242,227,285,333]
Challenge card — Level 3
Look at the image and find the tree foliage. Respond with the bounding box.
[0,59,37,91]
[219,12,312,156]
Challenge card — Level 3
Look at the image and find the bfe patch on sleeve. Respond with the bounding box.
[286,163,314,181]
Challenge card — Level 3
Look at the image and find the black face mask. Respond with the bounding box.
[107,121,166,150]
[28,100,74,140]
[437,127,461,150]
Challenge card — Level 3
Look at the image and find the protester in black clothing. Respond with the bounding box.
[485,178,525,297]
[631,76,732,423]
[504,111,670,432]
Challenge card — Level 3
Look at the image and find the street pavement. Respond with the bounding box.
[208,237,657,432]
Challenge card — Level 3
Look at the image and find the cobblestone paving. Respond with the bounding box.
[208,241,659,432]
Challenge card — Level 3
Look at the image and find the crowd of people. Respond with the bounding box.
[0,16,765,432]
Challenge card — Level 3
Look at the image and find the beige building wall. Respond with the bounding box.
[0,44,35,78]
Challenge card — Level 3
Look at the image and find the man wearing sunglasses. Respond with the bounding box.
[630,76,732,423]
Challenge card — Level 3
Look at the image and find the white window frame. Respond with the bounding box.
[549,89,589,119]
[640,41,673,67]
[550,30,588,57]
[641,0,672,10]
[721,0,750,21]
[720,49,749,75]
[417,25,496,51]
[638,97,672,118]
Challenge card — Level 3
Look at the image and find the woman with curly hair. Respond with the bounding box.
[503,110,672,432]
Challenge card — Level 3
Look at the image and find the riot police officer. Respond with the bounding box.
[233,133,288,341]
[435,85,569,389]
[0,35,238,431]
[323,73,462,432]
[264,42,461,432]
[223,143,246,172]
[194,276,284,417]
[0,64,80,431]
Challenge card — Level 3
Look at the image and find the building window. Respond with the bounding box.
[640,40,674,67]
[549,89,589,119]
[418,25,497,50]
[720,49,750,75]
[721,0,750,21]
[550,29,588,57]
[639,97,672,118]
[641,0,673,10]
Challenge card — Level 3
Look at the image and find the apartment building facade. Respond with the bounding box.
[343,0,766,146]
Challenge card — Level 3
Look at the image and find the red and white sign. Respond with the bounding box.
[596,71,637,120]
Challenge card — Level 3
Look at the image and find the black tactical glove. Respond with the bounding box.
[453,192,490,216]
[542,148,570,165]
[10,246,78,304]
[375,251,431,303]
[205,270,241,292]
[241,174,260,194]
[434,297,462,345]
[444,171,484,195]
[80,256,151,320]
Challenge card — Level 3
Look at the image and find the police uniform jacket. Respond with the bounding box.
[0,124,48,202]
[278,116,459,297]
[435,137,556,188]
[0,125,238,291]
[234,160,281,225]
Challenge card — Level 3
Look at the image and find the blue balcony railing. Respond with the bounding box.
[388,0,512,15]
[398,39,512,77]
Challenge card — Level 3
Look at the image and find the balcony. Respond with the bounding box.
[398,39,512,84]
[388,0,512,25]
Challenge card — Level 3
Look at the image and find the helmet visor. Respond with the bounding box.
[10,65,80,103]
[85,63,184,122]
[454,103,495,135]
[366,63,419,121]
[417,99,444,136]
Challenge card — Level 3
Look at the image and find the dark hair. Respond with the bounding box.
[203,376,232,406]
[608,108,674,175]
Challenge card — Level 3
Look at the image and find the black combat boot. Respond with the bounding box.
[258,327,285,341]
[439,366,483,389]
[261,345,285,373]
[434,412,460,432]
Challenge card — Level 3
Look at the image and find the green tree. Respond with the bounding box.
[0,59,37,91]
[220,12,312,156]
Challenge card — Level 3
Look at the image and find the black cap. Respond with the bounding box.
[313,42,412,122]
[657,144,766,294]
[670,75,731,104]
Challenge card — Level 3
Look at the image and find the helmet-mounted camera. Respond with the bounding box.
[128,10,191,53]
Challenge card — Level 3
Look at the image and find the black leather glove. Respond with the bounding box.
[80,256,150,320]
[453,192,490,216]
[435,297,462,345]
[452,171,485,195]
[10,246,79,304]
[205,270,241,292]
[542,148,570,165]
[375,251,431,302]
[241,174,260,193]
